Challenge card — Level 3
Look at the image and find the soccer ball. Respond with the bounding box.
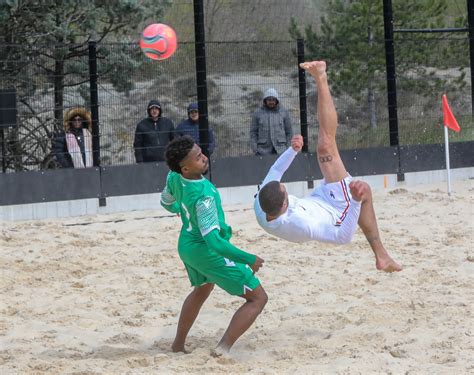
[139,23,177,60]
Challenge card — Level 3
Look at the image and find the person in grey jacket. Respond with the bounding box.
[250,88,293,155]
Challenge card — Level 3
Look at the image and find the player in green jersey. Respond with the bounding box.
[161,135,267,355]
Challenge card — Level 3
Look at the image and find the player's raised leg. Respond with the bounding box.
[300,60,347,183]
[349,181,402,272]
[213,285,268,355]
[172,283,215,352]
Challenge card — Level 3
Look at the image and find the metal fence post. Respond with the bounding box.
[88,41,106,206]
[383,0,404,181]
[193,0,210,163]
[88,41,100,167]
[468,0,474,116]
[297,38,309,153]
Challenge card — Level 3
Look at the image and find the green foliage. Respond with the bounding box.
[290,0,468,129]
[0,0,171,87]
[0,0,171,169]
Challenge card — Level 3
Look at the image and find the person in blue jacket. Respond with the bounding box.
[175,103,216,155]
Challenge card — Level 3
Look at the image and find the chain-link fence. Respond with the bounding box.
[395,32,471,145]
[0,34,472,173]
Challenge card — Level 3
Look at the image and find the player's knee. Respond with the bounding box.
[255,287,268,310]
[361,181,371,192]
[259,293,268,312]
[351,180,373,203]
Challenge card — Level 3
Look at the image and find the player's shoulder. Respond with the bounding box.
[195,180,220,204]
[166,171,181,186]
[180,177,208,202]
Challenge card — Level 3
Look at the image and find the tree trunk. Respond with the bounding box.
[368,82,377,129]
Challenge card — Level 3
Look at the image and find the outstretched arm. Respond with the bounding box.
[203,230,257,265]
[196,196,258,265]
[261,134,303,187]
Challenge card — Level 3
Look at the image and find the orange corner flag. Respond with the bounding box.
[442,94,461,132]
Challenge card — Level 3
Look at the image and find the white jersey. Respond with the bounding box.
[254,147,361,244]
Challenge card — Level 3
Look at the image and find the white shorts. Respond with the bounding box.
[310,175,354,226]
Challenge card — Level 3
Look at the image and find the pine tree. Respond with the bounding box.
[0,0,170,169]
[290,0,467,129]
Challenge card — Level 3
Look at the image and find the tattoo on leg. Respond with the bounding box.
[318,155,333,163]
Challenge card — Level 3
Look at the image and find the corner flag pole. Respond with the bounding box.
[441,94,461,196]
[443,125,452,195]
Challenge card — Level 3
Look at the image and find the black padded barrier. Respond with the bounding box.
[340,146,400,176]
[0,167,100,205]
[0,142,472,207]
[399,142,474,173]
[100,162,169,197]
[211,153,313,189]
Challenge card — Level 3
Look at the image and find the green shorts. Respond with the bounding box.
[178,240,260,296]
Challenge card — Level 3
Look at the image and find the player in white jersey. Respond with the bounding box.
[254,60,401,273]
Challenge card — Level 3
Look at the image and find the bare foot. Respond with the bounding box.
[376,257,402,273]
[171,343,189,353]
[211,345,229,358]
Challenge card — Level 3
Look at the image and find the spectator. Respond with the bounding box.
[134,100,175,163]
[250,88,293,155]
[52,107,93,168]
[175,103,216,155]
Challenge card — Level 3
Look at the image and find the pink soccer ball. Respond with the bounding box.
[140,23,177,60]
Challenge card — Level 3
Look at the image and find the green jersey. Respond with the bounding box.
[161,171,256,266]
[161,171,229,238]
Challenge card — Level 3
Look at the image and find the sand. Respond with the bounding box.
[1,179,473,374]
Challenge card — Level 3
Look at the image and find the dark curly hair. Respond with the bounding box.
[258,181,285,216]
[165,135,195,173]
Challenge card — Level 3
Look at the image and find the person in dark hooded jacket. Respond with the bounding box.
[134,100,175,163]
[250,88,293,156]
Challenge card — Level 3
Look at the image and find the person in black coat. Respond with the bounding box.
[52,107,94,168]
[133,100,175,163]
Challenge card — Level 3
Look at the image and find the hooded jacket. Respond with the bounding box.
[133,100,175,163]
[250,88,293,155]
[175,103,216,155]
[52,107,93,168]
